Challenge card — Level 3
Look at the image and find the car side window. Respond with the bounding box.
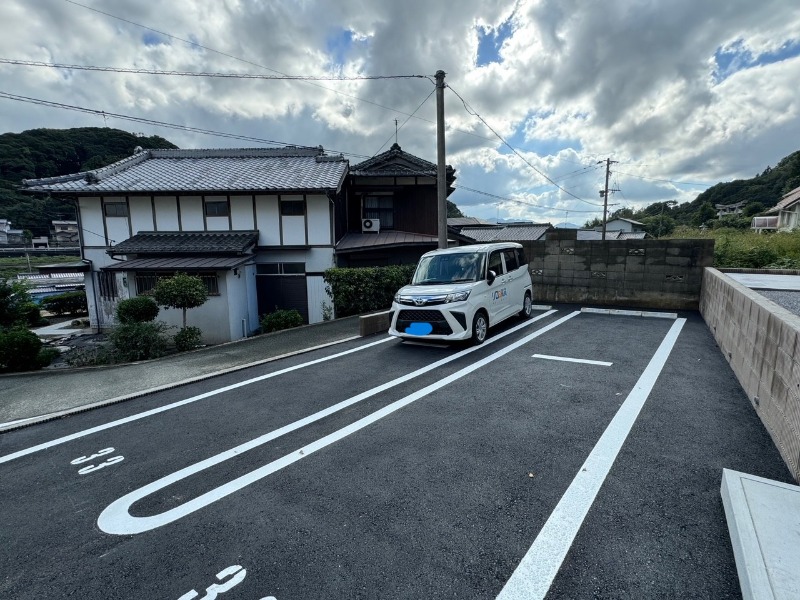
[516,248,527,270]
[487,251,504,277]
[502,248,519,272]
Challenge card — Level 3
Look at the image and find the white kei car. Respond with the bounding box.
[388,242,534,345]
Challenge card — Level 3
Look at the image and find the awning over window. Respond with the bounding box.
[103,256,252,271]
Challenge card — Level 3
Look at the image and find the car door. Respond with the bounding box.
[501,247,526,318]
[485,249,509,323]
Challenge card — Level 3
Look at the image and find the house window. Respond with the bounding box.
[97,271,118,300]
[364,195,394,229]
[257,263,305,275]
[204,201,229,217]
[104,203,128,217]
[280,200,305,216]
[135,271,220,296]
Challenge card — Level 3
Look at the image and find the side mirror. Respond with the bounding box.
[487,270,496,285]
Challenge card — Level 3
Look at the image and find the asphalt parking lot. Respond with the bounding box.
[0,306,793,599]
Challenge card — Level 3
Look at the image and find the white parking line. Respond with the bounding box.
[0,311,557,465]
[532,354,612,366]
[497,317,686,600]
[0,337,391,465]
[97,311,578,534]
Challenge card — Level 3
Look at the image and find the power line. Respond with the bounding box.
[612,169,710,187]
[62,0,505,147]
[0,58,428,81]
[453,185,603,214]
[0,91,373,160]
[447,85,604,207]
[373,88,435,156]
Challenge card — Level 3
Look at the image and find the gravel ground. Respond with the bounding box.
[758,290,800,317]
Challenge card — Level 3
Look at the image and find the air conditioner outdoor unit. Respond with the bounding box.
[362,218,380,233]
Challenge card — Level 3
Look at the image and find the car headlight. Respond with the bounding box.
[445,290,470,303]
[394,293,402,304]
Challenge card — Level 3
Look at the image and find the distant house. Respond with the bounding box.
[751,216,779,233]
[51,220,80,247]
[765,185,800,231]
[597,217,646,234]
[715,200,746,218]
[578,229,647,240]
[450,222,552,245]
[0,219,24,246]
[21,144,455,342]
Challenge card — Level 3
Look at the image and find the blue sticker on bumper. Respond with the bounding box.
[405,322,433,335]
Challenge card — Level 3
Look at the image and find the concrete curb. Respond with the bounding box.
[0,335,360,434]
[721,468,800,600]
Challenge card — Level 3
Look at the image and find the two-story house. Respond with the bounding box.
[22,146,348,343]
[22,144,454,343]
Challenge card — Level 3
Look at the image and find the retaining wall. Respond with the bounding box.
[701,267,800,482]
[519,231,714,309]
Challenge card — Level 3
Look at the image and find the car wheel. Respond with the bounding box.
[519,292,532,319]
[471,311,488,345]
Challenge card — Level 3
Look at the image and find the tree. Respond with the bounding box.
[0,279,39,329]
[446,200,464,218]
[694,202,717,226]
[151,273,208,328]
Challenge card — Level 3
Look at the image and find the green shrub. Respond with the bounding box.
[40,291,88,315]
[260,308,304,333]
[765,257,800,270]
[174,326,203,351]
[116,296,160,323]
[323,265,415,318]
[21,302,46,327]
[109,321,169,361]
[0,327,57,372]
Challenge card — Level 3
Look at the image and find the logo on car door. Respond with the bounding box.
[492,287,507,301]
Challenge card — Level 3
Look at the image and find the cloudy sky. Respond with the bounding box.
[2,0,799,225]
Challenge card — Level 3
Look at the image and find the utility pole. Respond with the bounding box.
[435,70,447,249]
[599,158,618,240]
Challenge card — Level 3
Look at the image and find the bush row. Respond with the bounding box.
[323,265,415,318]
[40,291,88,315]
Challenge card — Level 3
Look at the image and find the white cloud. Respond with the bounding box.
[1,0,799,222]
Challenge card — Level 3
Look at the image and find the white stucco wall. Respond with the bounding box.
[255,195,280,244]
[231,196,255,230]
[307,194,331,245]
[154,196,179,230]
[129,196,154,234]
[180,196,204,230]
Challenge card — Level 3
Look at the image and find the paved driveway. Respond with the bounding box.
[0,307,792,599]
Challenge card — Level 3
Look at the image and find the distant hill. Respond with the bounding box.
[689,150,800,211]
[0,127,177,237]
[587,149,800,234]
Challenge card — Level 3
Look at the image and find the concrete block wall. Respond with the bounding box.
[701,267,800,482]
[520,231,714,310]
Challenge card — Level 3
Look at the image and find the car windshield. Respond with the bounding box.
[411,252,485,285]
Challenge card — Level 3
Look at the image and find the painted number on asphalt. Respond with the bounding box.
[177,564,276,600]
[70,447,124,475]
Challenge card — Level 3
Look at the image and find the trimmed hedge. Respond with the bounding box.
[261,309,304,333]
[116,296,160,323]
[0,327,58,372]
[323,265,415,318]
[40,291,88,315]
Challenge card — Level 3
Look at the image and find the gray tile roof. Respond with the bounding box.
[21,147,348,194]
[335,230,439,252]
[109,231,258,256]
[766,184,800,214]
[104,256,253,271]
[350,143,455,182]
[447,217,495,227]
[458,224,551,242]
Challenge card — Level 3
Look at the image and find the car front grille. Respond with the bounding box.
[396,309,453,335]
